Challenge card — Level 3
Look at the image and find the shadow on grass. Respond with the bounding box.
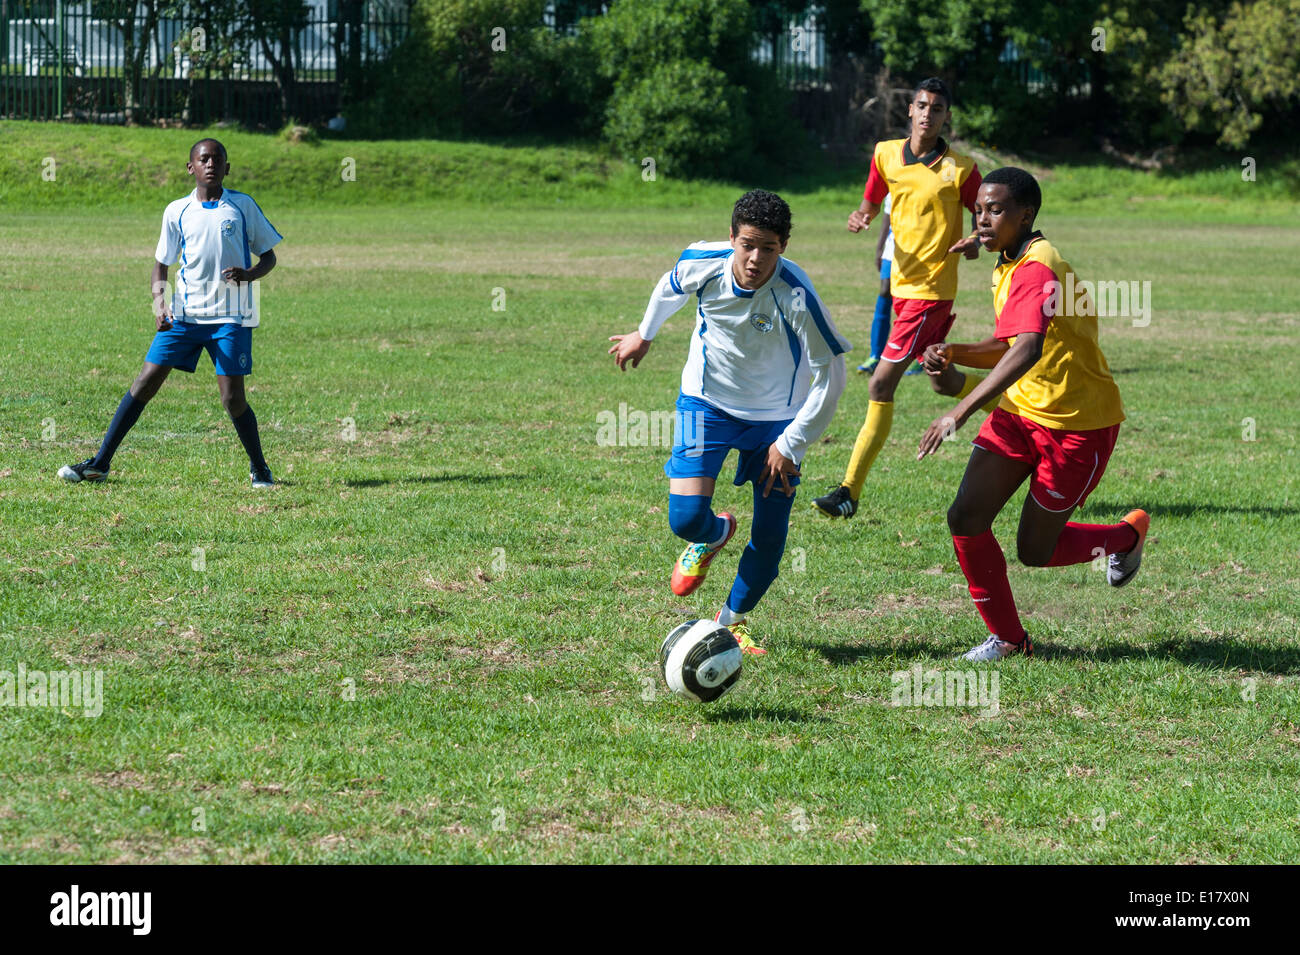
[1085,499,1299,519]
[344,474,521,488]
[704,705,829,724]
[812,638,1300,675]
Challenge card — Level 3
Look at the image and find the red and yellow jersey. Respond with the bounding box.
[864,138,980,301]
[992,233,1124,431]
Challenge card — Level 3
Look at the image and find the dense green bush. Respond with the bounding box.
[348,0,595,139]
[585,0,804,178]
[602,60,750,178]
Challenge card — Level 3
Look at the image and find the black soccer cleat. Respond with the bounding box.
[57,458,107,484]
[812,484,857,519]
[250,464,275,488]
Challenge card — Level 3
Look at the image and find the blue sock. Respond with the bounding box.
[870,293,892,359]
[668,493,727,544]
[725,484,795,614]
[92,391,146,469]
[231,405,267,471]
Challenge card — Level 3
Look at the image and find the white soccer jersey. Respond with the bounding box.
[638,241,852,463]
[155,188,282,326]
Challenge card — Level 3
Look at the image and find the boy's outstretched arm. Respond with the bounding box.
[917,333,1043,459]
[609,267,688,371]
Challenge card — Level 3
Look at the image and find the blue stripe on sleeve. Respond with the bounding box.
[780,265,846,356]
[678,248,732,261]
[669,267,684,295]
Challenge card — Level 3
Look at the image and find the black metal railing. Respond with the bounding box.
[1,0,410,127]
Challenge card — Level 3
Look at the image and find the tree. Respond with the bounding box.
[97,0,172,122]
[1159,0,1300,148]
[244,0,311,120]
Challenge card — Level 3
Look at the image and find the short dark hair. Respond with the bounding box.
[913,77,952,109]
[190,138,227,161]
[731,189,791,244]
[983,166,1043,214]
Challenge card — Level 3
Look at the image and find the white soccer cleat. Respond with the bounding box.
[1107,509,1150,588]
[57,458,107,483]
[960,634,1033,662]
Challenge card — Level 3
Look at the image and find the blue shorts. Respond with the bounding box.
[880,258,892,281]
[664,393,798,488]
[145,321,253,376]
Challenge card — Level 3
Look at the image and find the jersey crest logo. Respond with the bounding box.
[749,313,774,333]
[940,157,957,183]
[239,352,249,369]
[221,219,236,237]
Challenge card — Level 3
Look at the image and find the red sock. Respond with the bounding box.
[952,531,1027,645]
[1046,522,1139,567]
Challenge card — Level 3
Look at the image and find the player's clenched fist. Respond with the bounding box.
[608,331,651,371]
[921,343,951,375]
[846,209,871,233]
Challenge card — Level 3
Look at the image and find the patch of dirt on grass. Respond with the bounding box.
[107,837,247,864]
[90,770,152,790]
[821,590,952,620]
[239,781,289,796]
[831,818,879,844]
[421,577,468,593]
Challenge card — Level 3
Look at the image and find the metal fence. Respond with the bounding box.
[753,14,830,89]
[1,0,410,127]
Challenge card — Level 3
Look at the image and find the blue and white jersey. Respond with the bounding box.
[155,188,282,327]
[638,241,851,462]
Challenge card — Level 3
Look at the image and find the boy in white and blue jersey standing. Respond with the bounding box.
[609,190,850,655]
[58,139,282,487]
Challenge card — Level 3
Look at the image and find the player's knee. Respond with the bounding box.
[749,521,788,557]
[947,501,983,537]
[867,377,896,402]
[132,371,164,402]
[668,494,714,541]
[1016,539,1053,567]
[221,394,247,418]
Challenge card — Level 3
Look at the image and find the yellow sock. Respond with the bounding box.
[957,373,1001,414]
[843,400,893,499]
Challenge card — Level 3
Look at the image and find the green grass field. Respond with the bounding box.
[1,123,1298,862]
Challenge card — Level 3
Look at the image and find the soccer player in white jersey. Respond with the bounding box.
[58,139,282,487]
[609,190,851,655]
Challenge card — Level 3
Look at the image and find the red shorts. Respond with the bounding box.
[973,407,1120,513]
[881,298,954,364]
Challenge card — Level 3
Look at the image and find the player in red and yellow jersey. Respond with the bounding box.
[917,167,1149,662]
[814,78,994,520]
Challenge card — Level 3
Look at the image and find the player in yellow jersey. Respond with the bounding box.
[814,78,993,519]
[917,167,1149,661]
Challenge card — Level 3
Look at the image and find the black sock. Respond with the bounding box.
[231,405,268,471]
[93,392,147,469]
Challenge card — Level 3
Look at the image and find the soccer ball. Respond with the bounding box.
[659,619,743,703]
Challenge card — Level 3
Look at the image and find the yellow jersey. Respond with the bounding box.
[992,234,1125,431]
[864,137,981,301]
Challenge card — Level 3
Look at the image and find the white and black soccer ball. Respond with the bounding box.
[659,619,743,703]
